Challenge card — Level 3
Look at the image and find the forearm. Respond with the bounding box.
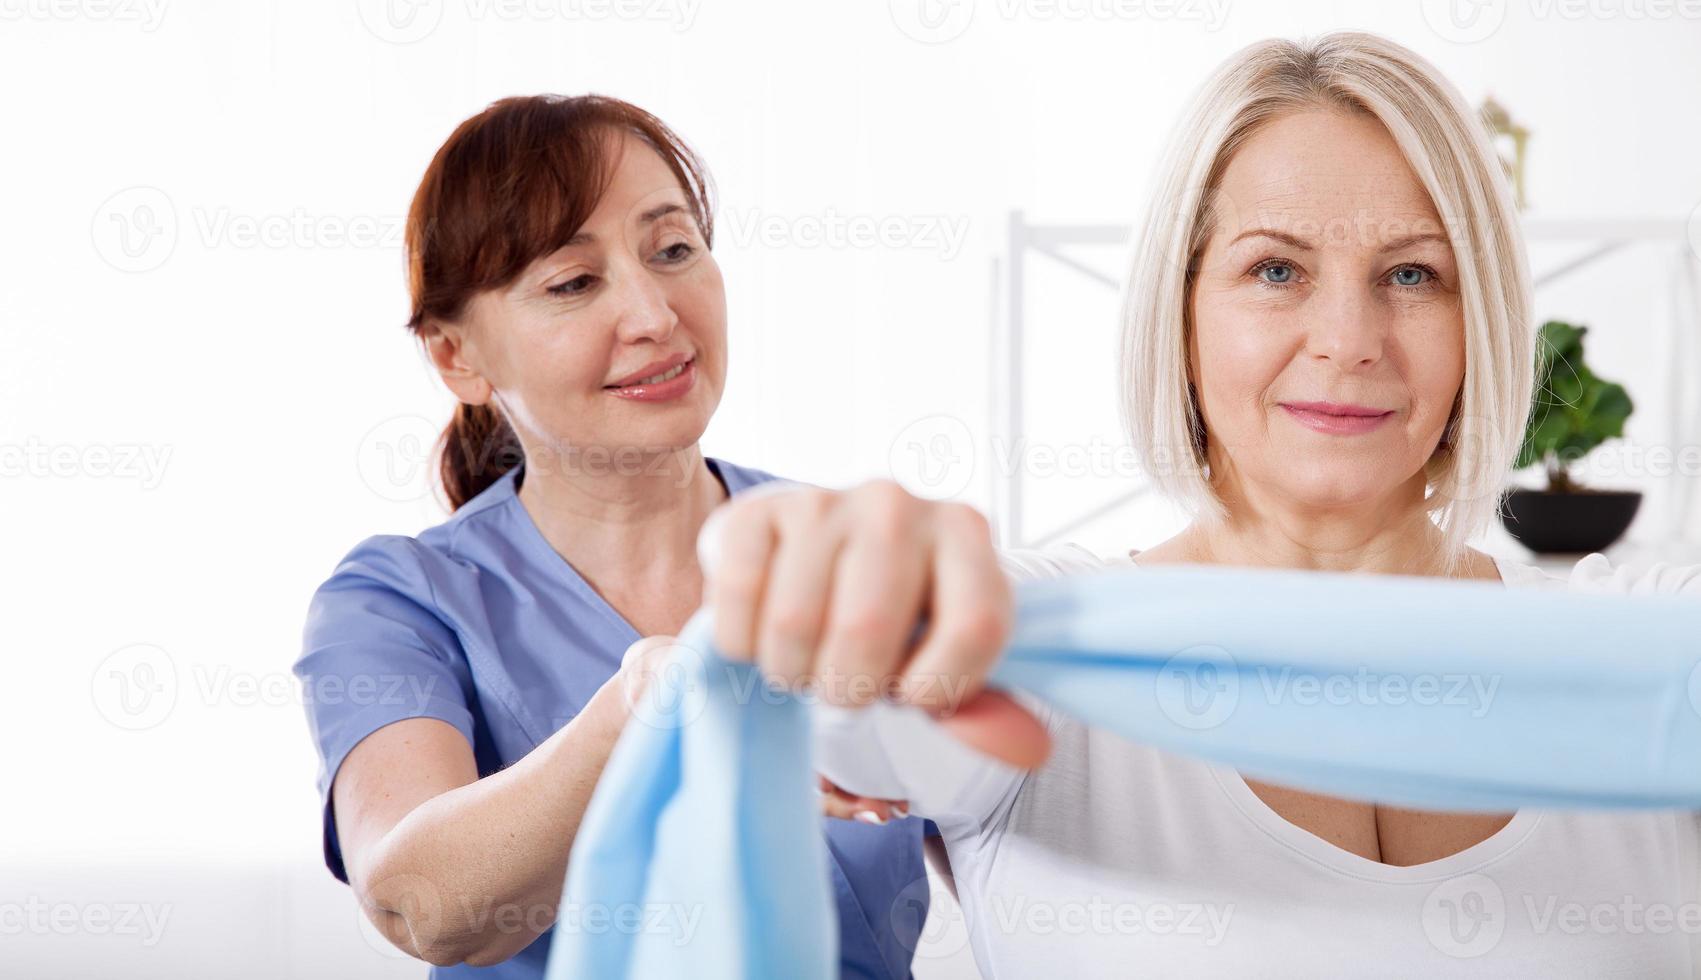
[813,698,1029,832]
[354,681,629,967]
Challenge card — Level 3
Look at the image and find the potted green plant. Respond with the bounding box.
[1499,320,1640,554]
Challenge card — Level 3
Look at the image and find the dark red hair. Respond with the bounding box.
[403,94,716,510]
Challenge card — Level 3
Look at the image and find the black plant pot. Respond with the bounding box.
[1499,488,1642,554]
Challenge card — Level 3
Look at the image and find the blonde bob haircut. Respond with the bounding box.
[1117,31,1534,574]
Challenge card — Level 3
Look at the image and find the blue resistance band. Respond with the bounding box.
[546,562,1701,979]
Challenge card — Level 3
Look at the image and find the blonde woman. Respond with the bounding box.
[701,33,1701,977]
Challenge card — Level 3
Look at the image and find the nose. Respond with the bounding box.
[1306,281,1385,368]
[611,262,679,344]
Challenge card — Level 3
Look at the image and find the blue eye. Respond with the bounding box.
[1391,265,1431,287]
[1252,260,1296,286]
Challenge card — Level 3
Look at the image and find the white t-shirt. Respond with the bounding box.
[813,545,1701,979]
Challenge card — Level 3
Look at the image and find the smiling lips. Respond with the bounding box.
[1279,400,1395,435]
[604,354,697,402]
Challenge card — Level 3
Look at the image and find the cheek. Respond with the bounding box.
[676,257,727,339]
[506,308,615,401]
[1192,297,1291,421]
[1400,317,1466,430]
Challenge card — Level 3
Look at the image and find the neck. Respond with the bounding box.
[515,444,727,581]
[1192,468,1448,577]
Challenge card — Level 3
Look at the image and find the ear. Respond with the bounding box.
[421,318,494,407]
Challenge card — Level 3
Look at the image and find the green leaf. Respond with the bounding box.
[1582,383,1632,440]
[1526,405,1572,456]
[1538,321,1584,365]
[1556,430,1602,463]
[1547,367,1586,410]
[1512,320,1634,476]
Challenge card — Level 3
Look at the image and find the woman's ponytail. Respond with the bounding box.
[436,401,524,512]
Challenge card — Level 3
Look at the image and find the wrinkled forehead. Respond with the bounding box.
[1207,169,1452,255]
[1205,111,1452,252]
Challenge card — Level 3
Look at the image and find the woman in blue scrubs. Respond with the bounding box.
[294,94,925,979]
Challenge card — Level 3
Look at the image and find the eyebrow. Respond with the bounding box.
[561,202,689,247]
[1227,227,1451,253]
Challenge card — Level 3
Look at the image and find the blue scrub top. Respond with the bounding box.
[296,456,929,979]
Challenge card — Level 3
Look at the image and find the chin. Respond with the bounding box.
[621,415,712,453]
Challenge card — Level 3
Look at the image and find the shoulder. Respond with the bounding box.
[311,514,493,615]
[310,533,446,608]
[1493,551,1701,597]
[706,456,798,495]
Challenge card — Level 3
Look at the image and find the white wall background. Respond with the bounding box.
[3,1,1699,977]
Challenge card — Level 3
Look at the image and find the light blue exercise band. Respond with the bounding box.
[546,563,1701,979]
